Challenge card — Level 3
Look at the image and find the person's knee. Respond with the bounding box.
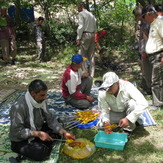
[72,100,91,109]
[87,76,93,83]
[78,101,91,109]
[22,142,52,161]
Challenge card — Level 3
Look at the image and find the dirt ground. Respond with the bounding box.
[0,40,143,91]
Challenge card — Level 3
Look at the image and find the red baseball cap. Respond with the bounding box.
[99,30,107,38]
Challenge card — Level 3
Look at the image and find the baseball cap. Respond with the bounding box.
[72,54,84,64]
[99,72,119,91]
[142,5,156,18]
[99,30,107,38]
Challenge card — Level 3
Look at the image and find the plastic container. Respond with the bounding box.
[94,131,128,150]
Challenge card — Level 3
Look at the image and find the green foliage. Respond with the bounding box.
[54,45,78,65]
[0,17,7,26]
[48,20,76,46]
[0,2,9,26]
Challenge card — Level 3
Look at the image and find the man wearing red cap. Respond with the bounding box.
[95,30,107,51]
[61,54,94,109]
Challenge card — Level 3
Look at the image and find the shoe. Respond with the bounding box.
[5,62,12,66]
[149,105,160,111]
[94,80,103,87]
[11,59,19,65]
[122,130,132,136]
[16,154,27,162]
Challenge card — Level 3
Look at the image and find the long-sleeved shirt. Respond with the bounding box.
[76,9,96,40]
[9,95,62,142]
[61,65,87,99]
[98,79,148,124]
[146,17,163,54]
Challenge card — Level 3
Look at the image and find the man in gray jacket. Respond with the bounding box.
[9,79,75,161]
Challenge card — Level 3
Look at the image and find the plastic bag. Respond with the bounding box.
[62,138,95,159]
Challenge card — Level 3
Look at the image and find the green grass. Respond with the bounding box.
[57,109,163,163]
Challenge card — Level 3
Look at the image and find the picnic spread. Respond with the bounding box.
[0,89,157,162]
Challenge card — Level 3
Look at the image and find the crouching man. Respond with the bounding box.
[9,79,75,161]
[98,72,148,135]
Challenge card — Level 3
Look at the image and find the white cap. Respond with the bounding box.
[99,72,119,91]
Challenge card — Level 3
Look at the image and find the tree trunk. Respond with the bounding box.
[14,0,22,26]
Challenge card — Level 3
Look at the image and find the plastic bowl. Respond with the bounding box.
[77,118,99,129]
[94,131,128,150]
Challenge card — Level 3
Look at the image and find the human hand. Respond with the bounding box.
[86,96,94,103]
[161,57,163,66]
[118,118,129,128]
[82,72,89,78]
[96,43,101,51]
[76,40,80,46]
[64,132,76,141]
[141,52,147,60]
[31,131,53,141]
[103,121,112,134]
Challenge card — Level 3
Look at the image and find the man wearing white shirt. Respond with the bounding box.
[142,5,163,107]
[76,2,97,77]
[98,72,148,134]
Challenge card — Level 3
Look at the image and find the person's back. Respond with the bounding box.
[79,9,96,33]
[76,2,97,77]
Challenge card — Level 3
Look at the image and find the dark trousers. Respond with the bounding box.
[11,124,61,161]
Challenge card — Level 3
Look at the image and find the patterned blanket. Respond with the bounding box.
[0,88,156,126]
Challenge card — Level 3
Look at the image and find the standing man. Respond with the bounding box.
[76,2,97,77]
[33,17,45,62]
[98,72,148,135]
[0,7,17,65]
[61,54,94,109]
[142,5,163,108]
[9,79,75,162]
[155,4,163,20]
[133,6,152,94]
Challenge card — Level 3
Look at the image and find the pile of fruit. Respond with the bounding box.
[74,110,99,124]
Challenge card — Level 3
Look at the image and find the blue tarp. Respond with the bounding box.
[8,5,35,23]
